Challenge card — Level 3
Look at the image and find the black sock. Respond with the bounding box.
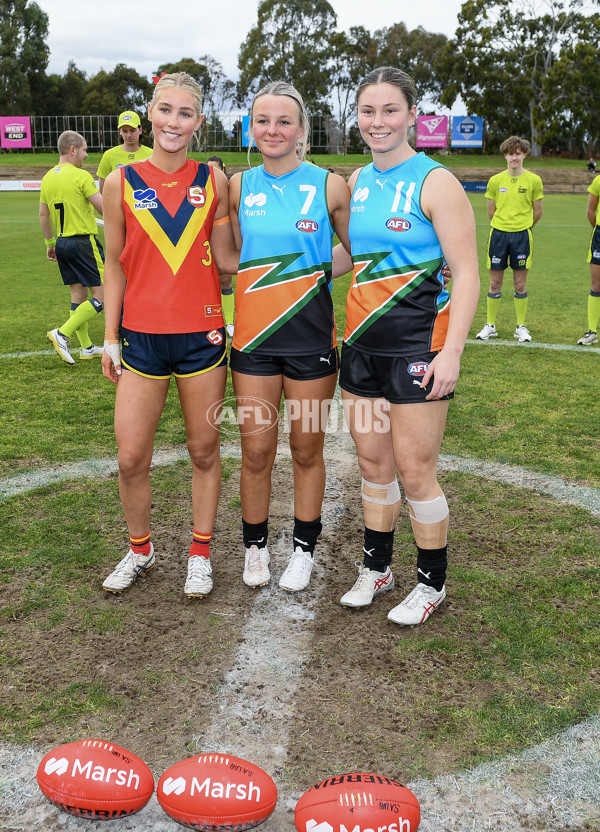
[416,546,447,591]
[363,527,394,572]
[242,518,269,549]
[293,516,322,555]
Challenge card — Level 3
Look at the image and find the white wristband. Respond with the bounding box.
[103,340,122,367]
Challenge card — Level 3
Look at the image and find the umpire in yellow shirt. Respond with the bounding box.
[96,110,152,194]
[40,130,105,364]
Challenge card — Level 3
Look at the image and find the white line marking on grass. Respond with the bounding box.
[466,338,600,353]
[0,349,55,359]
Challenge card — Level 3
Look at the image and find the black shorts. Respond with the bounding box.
[588,226,600,265]
[339,343,453,404]
[121,328,227,378]
[55,235,104,286]
[487,228,532,271]
[229,346,339,380]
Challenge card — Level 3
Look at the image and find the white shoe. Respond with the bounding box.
[103,544,155,593]
[514,325,532,342]
[577,330,598,345]
[184,556,213,597]
[226,324,235,339]
[80,344,104,359]
[279,547,314,592]
[243,545,270,587]
[475,323,497,340]
[47,328,74,364]
[387,582,446,626]
[340,563,395,608]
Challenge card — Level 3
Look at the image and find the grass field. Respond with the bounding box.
[0,188,599,801]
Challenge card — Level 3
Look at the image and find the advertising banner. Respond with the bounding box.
[0,116,33,149]
[416,115,448,148]
[451,116,484,148]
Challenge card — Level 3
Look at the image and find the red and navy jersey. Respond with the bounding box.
[120,158,223,334]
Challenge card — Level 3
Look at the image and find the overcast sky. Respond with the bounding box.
[38,0,466,82]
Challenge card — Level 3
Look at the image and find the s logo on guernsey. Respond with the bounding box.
[187,186,206,207]
[407,362,429,377]
[206,330,223,346]
[386,218,412,232]
[133,188,158,210]
[296,219,318,233]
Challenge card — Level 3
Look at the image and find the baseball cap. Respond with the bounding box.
[118,111,141,128]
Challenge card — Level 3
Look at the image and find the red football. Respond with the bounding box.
[294,772,420,832]
[36,739,154,819]
[157,752,278,831]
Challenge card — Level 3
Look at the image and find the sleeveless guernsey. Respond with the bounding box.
[233,162,335,354]
[344,153,449,356]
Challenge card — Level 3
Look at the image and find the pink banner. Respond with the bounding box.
[1,117,32,149]
[416,115,448,148]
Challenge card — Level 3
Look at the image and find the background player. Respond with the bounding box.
[333,66,479,626]
[229,81,351,593]
[96,110,152,194]
[476,136,543,343]
[207,155,235,338]
[40,130,105,364]
[577,172,600,345]
[101,73,238,599]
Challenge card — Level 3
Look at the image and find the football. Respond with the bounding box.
[157,752,278,831]
[36,738,154,819]
[294,772,420,832]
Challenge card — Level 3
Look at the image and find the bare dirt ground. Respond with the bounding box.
[1,427,599,831]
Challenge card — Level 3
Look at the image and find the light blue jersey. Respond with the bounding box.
[345,153,449,356]
[233,162,335,355]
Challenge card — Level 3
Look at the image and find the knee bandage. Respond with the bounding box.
[361,478,401,532]
[406,494,449,549]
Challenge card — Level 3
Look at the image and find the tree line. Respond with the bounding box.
[1,0,599,155]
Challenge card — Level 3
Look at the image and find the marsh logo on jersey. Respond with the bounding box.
[133,188,158,210]
[296,219,318,233]
[386,218,412,232]
[407,361,429,377]
[206,329,224,345]
[353,187,369,203]
[245,192,267,208]
[187,185,206,207]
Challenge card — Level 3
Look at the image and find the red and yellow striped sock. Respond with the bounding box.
[130,531,151,556]
[189,530,212,559]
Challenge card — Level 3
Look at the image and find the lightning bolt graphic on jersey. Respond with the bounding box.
[123,165,215,275]
[344,251,440,345]
[235,251,331,352]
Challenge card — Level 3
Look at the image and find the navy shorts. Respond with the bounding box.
[121,327,227,378]
[487,228,532,271]
[55,235,104,286]
[339,344,453,404]
[229,346,339,380]
[588,226,600,265]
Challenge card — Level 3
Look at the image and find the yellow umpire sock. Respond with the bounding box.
[69,303,92,349]
[514,292,528,326]
[59,298,103,339]
[588,291,600,332]
[486,292,501,326]
[221,287,235,328]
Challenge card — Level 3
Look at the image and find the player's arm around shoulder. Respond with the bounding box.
[209,166,239,276]
[228,172,243,251]
[332,168,361,279]
[327,172,351,253]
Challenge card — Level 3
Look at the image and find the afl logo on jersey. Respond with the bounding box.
[206,329,224,346]
[187,186,206,207]
[408,361,429,377]
[386,217,412,232]
[296,219,318,233]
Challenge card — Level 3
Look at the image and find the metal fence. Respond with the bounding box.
[24,113,344,153]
